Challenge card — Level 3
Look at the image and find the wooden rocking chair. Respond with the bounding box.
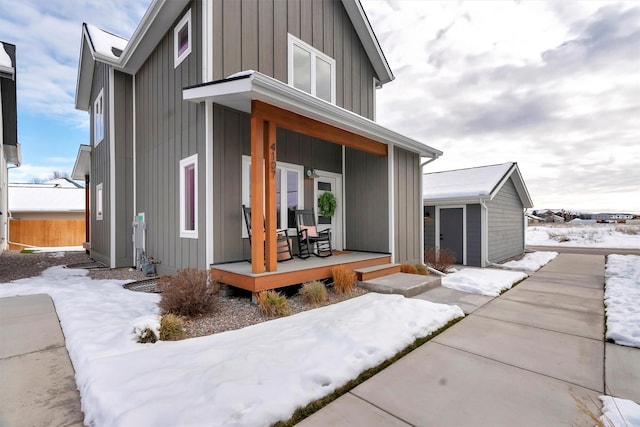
[294,208,333,259]
[242,205,293,262]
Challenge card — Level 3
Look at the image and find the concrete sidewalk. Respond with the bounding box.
[299,253,640,426]
[0,294,84,426]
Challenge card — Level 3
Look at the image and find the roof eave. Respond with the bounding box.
[71,145,92,180]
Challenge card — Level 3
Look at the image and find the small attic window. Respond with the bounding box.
[174,9,192,68]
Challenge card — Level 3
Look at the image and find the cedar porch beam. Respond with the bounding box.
[264,121,277,272]
[252,100,388,157]
[250,114,265,274]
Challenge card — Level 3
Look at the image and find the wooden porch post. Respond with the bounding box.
[264,121,277,271]
[250,112,265,274]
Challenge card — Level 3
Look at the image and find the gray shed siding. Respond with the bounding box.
[134,3,205,275]
[344,148,388,253]
[423,206,436,251]
[487,178,525,263]
[466,204,482,267]
[89,62,110,266]
[394,147,420,263]
[210,0,376,119]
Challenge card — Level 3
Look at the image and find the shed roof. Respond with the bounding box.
[423,162,533,208]
[9,182,85,213]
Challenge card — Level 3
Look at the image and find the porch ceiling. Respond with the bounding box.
[182,71,442,158]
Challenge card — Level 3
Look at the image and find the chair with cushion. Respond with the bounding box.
[294,209,333,259]
[242,205,293,262]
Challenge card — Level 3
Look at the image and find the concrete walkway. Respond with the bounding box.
[300,253,640,426]
[0,294,84,426]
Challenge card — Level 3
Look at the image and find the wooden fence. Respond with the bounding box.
[8,219,85,250]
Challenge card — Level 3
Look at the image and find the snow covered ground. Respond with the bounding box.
[442,268,528,297]
[0,266,463,427]
[501,251,558,272]
[527,224,640,248]
[600,396,640,427]
[604,254,640,348]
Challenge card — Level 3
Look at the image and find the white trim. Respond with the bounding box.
[96,183,104,220]
[341,145,346,250]
[108,68,116,267]
[287,34,336,104]
[388,144,395,262]
[179,153,198,239]
[202,0,213,82]
[435,205,467,266]
[480,200,489,267]
[132,74,137,265]
[313,171,343,251]
[174,9,192,68]
[205,102,214,265]
[93,88,104,145]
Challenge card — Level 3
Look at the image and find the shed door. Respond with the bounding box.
[440,208,464,264]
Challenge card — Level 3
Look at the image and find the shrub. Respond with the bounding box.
[414,263,429,276]
[332,265,356,294]
[159,313,185,341]
[299,281,328,305]
[158,268,219,317]
[424,247,456,273]
[137,327,158,344]
[400,263,418,274]
[256,290,289,317]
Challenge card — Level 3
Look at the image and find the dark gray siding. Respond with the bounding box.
[394,147,420,263]
[423,206,436,251]
[89,62,109,266]
[211,0,376,119]
[344,148,388,253]
[135,2,205,275]
[487,178,525,263]
[466,204,482,267]
[113,71,134,267]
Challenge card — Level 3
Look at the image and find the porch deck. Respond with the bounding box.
[210,252,391,293]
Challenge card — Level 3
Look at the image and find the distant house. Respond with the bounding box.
[0,40,20,252]
[591,213,634,223]
[72,0,443,291]
[423,162,533,267]
[7,179,85,249]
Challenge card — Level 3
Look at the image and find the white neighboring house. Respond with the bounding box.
[1,41,20,252]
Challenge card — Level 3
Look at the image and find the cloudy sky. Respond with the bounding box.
[1,0,638,213]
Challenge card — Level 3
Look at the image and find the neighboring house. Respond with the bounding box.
[423,162,533,267]
[526,212,544,225]
[7,179,85,249]
[72,0,442,287]
[591,213,634,223]
[1,41,20,252]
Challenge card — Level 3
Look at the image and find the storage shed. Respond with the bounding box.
[423,162,533,267]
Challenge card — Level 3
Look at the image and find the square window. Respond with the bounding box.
[180,154,198,238]
[94,89,104,145]
[288,34,336,103]
[174,9,192,68]
[96,183,103,220]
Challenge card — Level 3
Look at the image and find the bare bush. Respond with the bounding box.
[424,247,456,273]
[158,268,219,317]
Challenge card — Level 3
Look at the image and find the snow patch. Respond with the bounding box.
[0,42,12,69]
[600,396,640,427]
[85,24,128,60]
[442,267,528,297]
[605,254,640,347]
[527,224,640,248]
[501,251,558,272]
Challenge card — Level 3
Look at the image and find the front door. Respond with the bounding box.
[440,208,464,264]
[314,173,342,250]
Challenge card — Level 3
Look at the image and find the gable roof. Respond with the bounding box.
[75,0,393,111]
[423,162,533,207]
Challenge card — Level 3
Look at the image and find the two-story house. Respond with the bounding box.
[72,0,442,292]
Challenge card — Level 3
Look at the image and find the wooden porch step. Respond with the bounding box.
[354,263,402,281]
[359,273,441,298]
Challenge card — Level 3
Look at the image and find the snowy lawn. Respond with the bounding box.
[604,254,640,347]
[0,266,463,427]
[442,268,528,297]
[501,251,558,272]
[600,396,640,427]
[527,224,640,248]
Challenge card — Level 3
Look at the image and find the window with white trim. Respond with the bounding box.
[94,89,104,145]
[174,9,192,67]
[180,154,198,238]
[96,183,103,220]
[287,34,336,103]
[241,156,304,237]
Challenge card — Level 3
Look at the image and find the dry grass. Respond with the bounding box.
[299,281,329,306]
[571,394,614,427]
[158,268,220,317]
[615,224,640,235]
[424,247,456,273]
[331,265,356,294]
[256,290,290,317]
[400,263,418,274]
[414,264,429,276]
[159,314,185,341]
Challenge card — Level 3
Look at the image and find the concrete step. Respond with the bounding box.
[359,272,441,298]
[355,263,402,281]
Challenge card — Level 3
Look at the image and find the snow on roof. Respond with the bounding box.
[85,24,128,60]
[0,42,12,69]
[9,183,85,212]
[423,162,514,200]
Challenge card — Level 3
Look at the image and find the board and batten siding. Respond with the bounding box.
[487,177,525,263]
[210,0,376,119]
[466,204,482,267]
[423,206,436,250]
[394,147,420,263]
[89,61,110,266]
[344,148,388,253]
[134,3,205,275]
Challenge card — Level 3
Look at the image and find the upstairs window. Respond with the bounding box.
[288,34,336,103]
[180,154,198,238]
[174,9,192,67]
[94,89,104,145]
